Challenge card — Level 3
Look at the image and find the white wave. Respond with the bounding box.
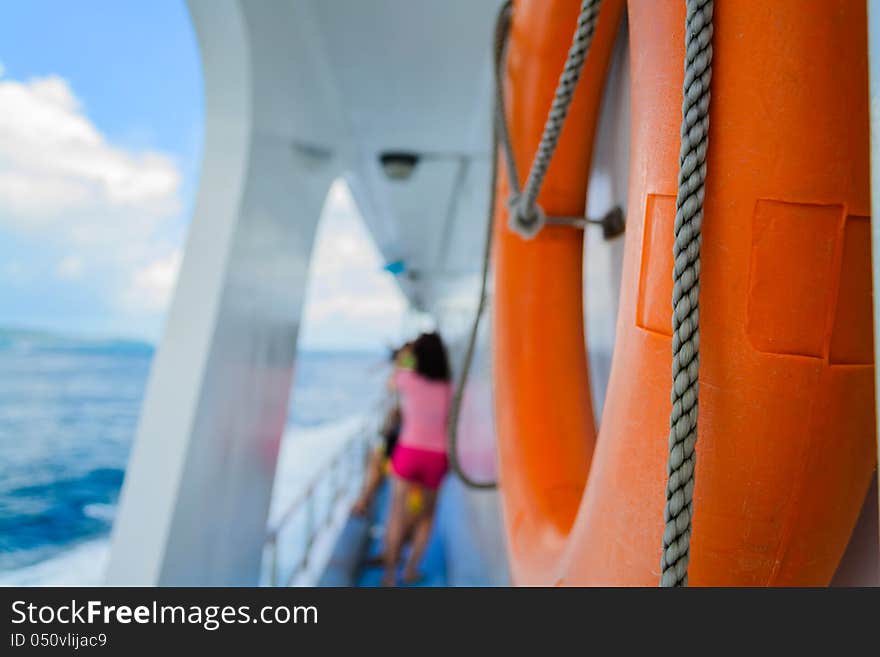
[262,413,371,586]
[0,539,108,587]
[1,414,371,587]
[268,413,370,526]
[82,503,117,522]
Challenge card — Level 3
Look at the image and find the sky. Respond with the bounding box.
[0,0,406,350]
[298,180,407,351]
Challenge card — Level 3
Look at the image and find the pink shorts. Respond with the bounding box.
[390,444,448,490]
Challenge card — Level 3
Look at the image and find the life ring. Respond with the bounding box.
[492,0,876,585]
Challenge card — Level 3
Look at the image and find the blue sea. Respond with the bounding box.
[0,328,389,582]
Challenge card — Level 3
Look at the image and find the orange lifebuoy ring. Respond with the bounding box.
[493,0,876,585]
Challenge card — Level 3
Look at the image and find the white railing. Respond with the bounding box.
[263,427,372,587]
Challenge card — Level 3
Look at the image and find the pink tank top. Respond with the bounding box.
[394,369,452,453]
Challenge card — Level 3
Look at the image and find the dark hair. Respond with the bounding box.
[412,332,451,382]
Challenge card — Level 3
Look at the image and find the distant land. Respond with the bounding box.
[0,325,385,356]
[0,325,155,354]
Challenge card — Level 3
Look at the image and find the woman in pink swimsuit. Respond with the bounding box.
[382,332,452,585]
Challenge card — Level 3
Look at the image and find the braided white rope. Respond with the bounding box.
[659,0,714,588]
[506,0,603,238]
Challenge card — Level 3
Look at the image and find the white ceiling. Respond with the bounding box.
[309,0,503,312]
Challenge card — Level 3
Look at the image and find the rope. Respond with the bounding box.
[507,0,603,238]
[659,0,714,588]
[446,0,512,490]
[449,0,611,488]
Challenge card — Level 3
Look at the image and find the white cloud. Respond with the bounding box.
[120,249,182,314]
[56,255,83,280]
[0,73,403,345]
[0,73,183,319]
[0,75,179,222]
[298,180,407,350]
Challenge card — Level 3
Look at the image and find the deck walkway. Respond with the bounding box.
[354,483,447,587]
[319,471,507,586]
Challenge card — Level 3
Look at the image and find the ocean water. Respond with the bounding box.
[0,328,389,583]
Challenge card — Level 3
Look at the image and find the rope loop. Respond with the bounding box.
[448,0,611,488]
[498,0,604,240]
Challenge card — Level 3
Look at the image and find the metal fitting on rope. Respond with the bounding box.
[524,205,626,238]
[497,0,604,242]
[508,194,547,239]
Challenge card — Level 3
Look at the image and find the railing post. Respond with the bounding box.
[266,418,382,586]
[328,454,340,525]
[333,451,343,506]
[299,485,315,582]
[269,534,278,587]
[346,438,355,497]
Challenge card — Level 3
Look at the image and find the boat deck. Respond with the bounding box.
[319,468,507,587]
[354,483,447,587]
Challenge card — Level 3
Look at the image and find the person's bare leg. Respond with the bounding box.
[381,477,409,586]
[363,476,416,566]
[352,449,385,516]
[402,488,437,583]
